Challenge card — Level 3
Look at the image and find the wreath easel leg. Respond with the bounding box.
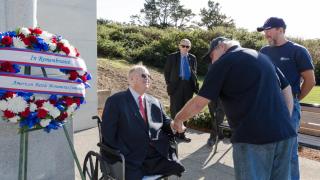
[18,130,28,180]
[63,125,85,180]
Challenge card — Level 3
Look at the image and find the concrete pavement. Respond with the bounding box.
[75,128,320,180]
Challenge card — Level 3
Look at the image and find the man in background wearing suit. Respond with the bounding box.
[164,39,199,142]
[101,65,184,180]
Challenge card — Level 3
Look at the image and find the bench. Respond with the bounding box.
[298,103,320,150]
[213,102,320,154]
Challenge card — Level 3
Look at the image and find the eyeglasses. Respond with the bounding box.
[141,73,152,80]
[180,45,190,49]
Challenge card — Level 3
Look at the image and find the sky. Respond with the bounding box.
[97,0,320,39]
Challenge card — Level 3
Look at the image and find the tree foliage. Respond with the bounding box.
[131,0,195,28]
[198,0,235,29]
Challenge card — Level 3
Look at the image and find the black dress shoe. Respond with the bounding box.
[218,134,225,140]
[175,133,191,143]
[207,137,216,147]
[181,136,191,143]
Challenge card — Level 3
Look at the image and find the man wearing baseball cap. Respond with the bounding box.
[173,36,296,180]
[258,17,316,180]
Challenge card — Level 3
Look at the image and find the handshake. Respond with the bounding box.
[170,119,186,134]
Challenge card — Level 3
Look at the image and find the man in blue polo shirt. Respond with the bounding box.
[172,37,296,180]
[257,17,316,180]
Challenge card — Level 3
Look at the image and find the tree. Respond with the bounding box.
[131,0,194,28]
[198,0,235,29]
[171,5,195,28]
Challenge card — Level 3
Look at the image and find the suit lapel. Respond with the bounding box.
[125,89,148,131]
[145,95,152,124]
[176,52,181,78]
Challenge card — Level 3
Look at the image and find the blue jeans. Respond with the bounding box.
[233,138,294,180]
[290,99,301,180]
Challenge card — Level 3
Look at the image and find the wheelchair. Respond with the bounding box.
[83,116,181,180]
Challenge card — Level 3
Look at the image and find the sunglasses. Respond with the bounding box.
[141,73,152,80]
[180,45,190,49]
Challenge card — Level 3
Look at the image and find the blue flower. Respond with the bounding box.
[17,92,33,101]
[86,73,92,80]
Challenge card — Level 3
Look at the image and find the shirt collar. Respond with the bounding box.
[129,86,144,104]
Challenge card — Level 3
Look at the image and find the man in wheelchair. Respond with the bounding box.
[101,65,185,180]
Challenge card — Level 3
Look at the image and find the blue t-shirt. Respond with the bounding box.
[198,46,296,144]
[260,41,314,94]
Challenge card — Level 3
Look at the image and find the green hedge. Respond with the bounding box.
[98,23,320,83]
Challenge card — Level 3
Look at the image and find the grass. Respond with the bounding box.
[301,86,320,104]
[98,58,131,70]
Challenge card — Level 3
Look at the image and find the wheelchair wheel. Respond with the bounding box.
[83,151,113,180]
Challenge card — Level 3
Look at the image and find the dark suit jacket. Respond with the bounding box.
[164,51,199,95]
[101,89,174,169]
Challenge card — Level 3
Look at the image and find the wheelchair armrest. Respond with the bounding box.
[98,142,122,157]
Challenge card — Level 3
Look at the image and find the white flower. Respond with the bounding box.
[43,101,53,110]
[49,42,57,51]
[8,116,20,123]
[60,39,70,46]
[42,101,60,118]
[7,97,28,113]
[19,27,31,36]
[39,31,53,44]
[13,37,27,48]
[66,103,77,115]
[0,100,8,111]
[50,108,61,119]
[39,119,51,127]
[29,103,37,112]
[68,47,76,57]
[77,70,86,76]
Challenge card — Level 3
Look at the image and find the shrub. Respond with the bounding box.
[97,23,320,83]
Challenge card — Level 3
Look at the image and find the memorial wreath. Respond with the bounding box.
[0,27,91,132]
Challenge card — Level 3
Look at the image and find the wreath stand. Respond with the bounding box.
[18,66,85,180]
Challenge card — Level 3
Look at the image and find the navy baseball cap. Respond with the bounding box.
[257,17,286,32]
[203,36,229,61]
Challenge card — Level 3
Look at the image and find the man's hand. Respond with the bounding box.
[172,120,186,133]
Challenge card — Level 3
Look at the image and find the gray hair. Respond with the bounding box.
[179,38,191,46]
[128,64,149,85]
[220,39,241,47]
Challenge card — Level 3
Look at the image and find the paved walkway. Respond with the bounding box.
[75,128,320,180]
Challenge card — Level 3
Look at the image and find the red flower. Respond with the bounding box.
[33,28,42,35]
[4,110,15,118]
[22,37,32,46]
[1,62,15,73]
[65,97,74,106]
[61,46,70,55]
[58,112,68,121]
[57,42,64,50]
[37,108,48,119]
[4,91,15,99]
[1,36,13,46]
[75,48,80,57]
[35,99,46,108]
[81,74,87,82]
[69,70,79,80]
[51,38,57,44]
[18,33,26,39]
[20,108,30,118]
[28,28,34,34]
[49,99,57,105]
[74,97,81,106]
[29,35,37,43]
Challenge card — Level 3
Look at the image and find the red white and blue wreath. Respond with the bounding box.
[0,27,91,132]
